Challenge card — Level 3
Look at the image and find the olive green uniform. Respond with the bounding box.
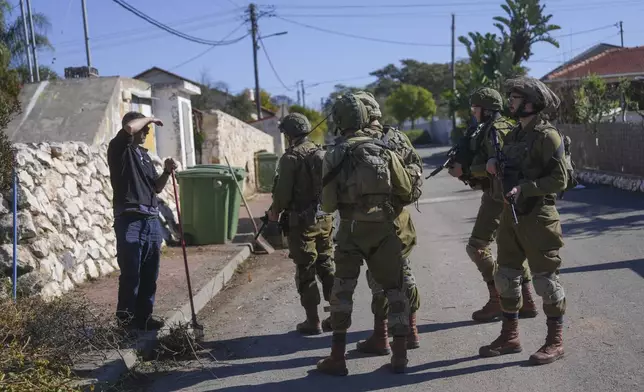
[271,139,335,311]
[466,116,532,284]
[322,130,413,337]
[362,124,421,318]
[494,116,567,317]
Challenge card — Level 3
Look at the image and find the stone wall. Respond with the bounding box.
[0,142,180,300]
[199,110,275,196]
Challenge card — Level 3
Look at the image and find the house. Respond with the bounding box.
[5,76,156,152]
[542,45,644,84]
[247,104,289,156]
[540,43,621,82]
[134,67,202,169]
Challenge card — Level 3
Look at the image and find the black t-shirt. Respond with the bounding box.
[107,130,160,213]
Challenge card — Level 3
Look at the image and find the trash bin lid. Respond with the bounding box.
[175,167,233,179]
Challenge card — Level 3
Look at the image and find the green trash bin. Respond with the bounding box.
[196,164,247,240]
[175,168,231,245]
[256,152,279,193]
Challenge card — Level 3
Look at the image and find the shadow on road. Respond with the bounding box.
[198,320,478,363]
[148,356,525,392]
[560,258,644,279]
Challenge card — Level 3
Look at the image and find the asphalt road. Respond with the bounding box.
[132,146,644,392]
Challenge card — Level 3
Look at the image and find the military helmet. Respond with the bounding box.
[354,90,382,120]
[503,76,561,113]
[278,113,311,137]
[332,93,369,132]
[469,87,504,111]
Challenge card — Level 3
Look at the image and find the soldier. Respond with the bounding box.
[480,77,568,365]
[447,87,538,322]
[351,91,422,355]
[317,93,414,376]
[267,113,334,335]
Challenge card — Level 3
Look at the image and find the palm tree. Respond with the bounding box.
[0,0,57,81]
[493,0,561,65]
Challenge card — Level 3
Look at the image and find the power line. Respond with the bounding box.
[169,22,249,71]
[528,32,621,63]
[111,0,248,46]
[276,16,453,47]
[258,34,293,91]
[551,23,619,39]
[271,0,644,9]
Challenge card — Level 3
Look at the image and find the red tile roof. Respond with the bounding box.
[545,46,644,81]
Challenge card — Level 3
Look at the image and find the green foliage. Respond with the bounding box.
[386,84,436,128]
[260,89,279,112]
[403,129,432,146]
[574,74,620,132]
[0,40,18,192]
[1,2,54,73]
[288,104,328,144]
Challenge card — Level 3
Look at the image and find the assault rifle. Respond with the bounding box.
[425,121,478,184]
[490,127,519,225]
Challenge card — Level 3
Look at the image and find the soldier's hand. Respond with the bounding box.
[267,209,280,222]
[505,185,521,202]
[163,158,178,173]
[486,158,498,176]
[448,162,463,178]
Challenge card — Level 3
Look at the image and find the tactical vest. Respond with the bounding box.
[382,125,423,204]
[332,136,395,221]
[285,141,326,212]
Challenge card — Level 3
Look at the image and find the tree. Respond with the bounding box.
[0,40,19,191]
[386,84,436,129]
[1,2,56,82]
[288,104,328,144]
[493,0,561,65]
[574,74,620,133]
[260,89,279,112]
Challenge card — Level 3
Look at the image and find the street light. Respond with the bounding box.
[259,31,288,40]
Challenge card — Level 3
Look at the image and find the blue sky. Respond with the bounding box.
[8,0,644,110]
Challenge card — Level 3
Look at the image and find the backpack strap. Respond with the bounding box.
[321,138,388,187]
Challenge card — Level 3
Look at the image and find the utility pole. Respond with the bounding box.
[249,3,262,120]
[81,0,92,70]
[18,0,33,83]
[300,80,306,108]
[450,13,456,131]
[297,89,301,106]
[619,21,626,121]
[25,0,39,81]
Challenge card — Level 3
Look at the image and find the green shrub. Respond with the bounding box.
[403,129,432,146]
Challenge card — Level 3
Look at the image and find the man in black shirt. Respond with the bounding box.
[107,111,177,330]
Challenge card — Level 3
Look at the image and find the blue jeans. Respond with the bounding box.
[114,213,162,324]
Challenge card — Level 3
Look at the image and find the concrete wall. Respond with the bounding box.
[251,116,286,156]
[559,122,644,176]
[200,110,275,196]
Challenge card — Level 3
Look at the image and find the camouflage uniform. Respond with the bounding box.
[352,91,422,355]
[479,77,568,366]
[317,93,414,376]
[270,113,335,335]
[464,88,538,323]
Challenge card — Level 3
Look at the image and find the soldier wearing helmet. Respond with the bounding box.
[448,87,538,323]
[318,93,415,375]
[480,77,568,366]
[267,112,335,335]
[351,90,423,356]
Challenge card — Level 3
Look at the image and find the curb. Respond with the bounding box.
[75,243,253,391]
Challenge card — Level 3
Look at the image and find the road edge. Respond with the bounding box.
[74,243,253,391]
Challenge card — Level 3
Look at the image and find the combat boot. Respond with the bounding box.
[317,333,349,376]
[407,312,420,349]
[479,315,523,357]
[472,282,502,322]
[390,336,408,374]
[529,319,564,365]
[296,306,322,335]
[519,282,538,318]
[356,317,391,356]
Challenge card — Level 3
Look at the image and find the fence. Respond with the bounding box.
[559,123,644,177]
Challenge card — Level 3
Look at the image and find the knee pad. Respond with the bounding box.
[494,267,523,299]
[327,278,358,313]
[532,272,565,304]
[402,259,417,289]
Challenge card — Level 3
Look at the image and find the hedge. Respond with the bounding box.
[403,129,432,146]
